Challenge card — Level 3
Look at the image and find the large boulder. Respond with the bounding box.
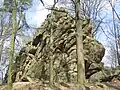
[8,8,105,83]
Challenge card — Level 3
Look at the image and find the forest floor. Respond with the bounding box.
[1,80,120,90]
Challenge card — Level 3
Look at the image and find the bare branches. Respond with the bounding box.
[40,0,45,6]
[71,0,75,5]
[93,15,106,36]
[108,0,120,21]
[52,0,59,8]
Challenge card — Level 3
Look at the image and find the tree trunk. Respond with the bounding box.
[75,0,85,85]
[49,20,54,87]
[0,15,4,62]
[8,0,17,90]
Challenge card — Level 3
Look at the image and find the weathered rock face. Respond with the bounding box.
[12,8,105,83]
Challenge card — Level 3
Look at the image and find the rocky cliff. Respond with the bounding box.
[8,8,105,83]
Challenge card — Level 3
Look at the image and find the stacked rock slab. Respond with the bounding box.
[12,8,105,83]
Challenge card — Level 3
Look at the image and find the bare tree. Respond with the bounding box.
[7,0,18,89]
[104,0,120,66]
[74,0,85,85]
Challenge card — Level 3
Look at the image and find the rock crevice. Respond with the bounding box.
[10,8,105,83]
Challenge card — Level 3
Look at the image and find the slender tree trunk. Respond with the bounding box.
[75,0,85,85]
[49,21,54,87]
[0,16,4,83]
[111,2,119,66]
[0,39,4,62]
[0,15,4,62]
[8,0,17,90]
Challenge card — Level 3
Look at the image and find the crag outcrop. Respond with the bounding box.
[9,8,105,83]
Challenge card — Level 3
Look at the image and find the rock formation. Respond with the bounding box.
[5,8,105,83]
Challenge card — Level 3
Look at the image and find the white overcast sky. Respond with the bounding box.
[26,0,54,28]
[25,0,116,28]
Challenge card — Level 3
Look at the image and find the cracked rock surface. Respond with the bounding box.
[4,8,105,83]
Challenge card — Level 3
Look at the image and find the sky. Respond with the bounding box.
[0,0,4,8]
[98,0,120,67]
[26,0,54,28]
[25,0,116,30]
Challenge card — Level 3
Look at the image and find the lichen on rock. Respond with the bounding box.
[6,8,105,83]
